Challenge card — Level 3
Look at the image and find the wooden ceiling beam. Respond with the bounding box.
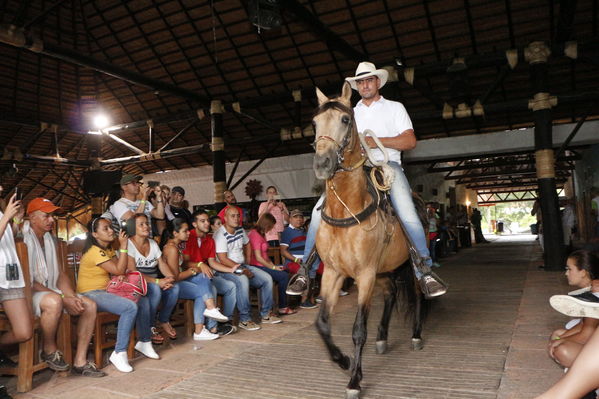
[277,0,366,62]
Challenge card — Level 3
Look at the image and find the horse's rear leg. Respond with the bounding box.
[346,271,376,399]
[316,268,350,370]
[375,275,397,355]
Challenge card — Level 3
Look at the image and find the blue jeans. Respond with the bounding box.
[178,274,217,329]
[303,161,431,279]
[81,290,151,352]
[146,282,180,324]
[210,275,236,320]
[252,265,289,309]
[218,266,274,320]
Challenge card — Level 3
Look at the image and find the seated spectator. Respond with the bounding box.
[24,198,103,375]
[165,186,192,225]
[541,284,599,399]
[214,206,280,329]
[183,210,237,336]
[548,250,599,369]
[160,185,171,202]
[109,174,165,233]
[217,190,243,227]
[209,215,222,235]
[258,186,289,247]
[249,213,297,315]
[148,187,168,237]
[426,203,441,267]
[126,213,178,344]
[0,194,32,397]
[280,210,317,309]
[77,217,156,373]
[160,218,231,340]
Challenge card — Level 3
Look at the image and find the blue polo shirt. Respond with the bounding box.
[280,225,306,265]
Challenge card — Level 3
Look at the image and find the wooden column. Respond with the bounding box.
[211,100,226,212]
[526,41,564,270]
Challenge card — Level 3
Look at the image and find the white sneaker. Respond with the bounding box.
[135,341,160,359]
[203,307,229,322]
[109,351,133,373]
[193,327,219,341]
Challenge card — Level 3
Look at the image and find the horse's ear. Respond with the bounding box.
[341,82,352,102]
[315,87,328,105]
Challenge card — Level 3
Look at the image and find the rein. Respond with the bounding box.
[314,100,377,228]
[321,172,380,228]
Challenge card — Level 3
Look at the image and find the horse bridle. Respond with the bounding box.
[312,101,365,173]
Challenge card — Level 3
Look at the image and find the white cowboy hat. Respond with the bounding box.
[345,62,389,90]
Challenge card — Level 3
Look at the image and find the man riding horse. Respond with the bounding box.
[287,61,447,299]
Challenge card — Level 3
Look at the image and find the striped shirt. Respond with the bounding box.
[213,226,249,264]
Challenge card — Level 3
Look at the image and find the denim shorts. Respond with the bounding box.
[0,287,25,302]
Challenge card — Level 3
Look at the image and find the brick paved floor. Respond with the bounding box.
[9,234,568,399]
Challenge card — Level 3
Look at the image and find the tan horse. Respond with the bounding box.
[313,82,427,399]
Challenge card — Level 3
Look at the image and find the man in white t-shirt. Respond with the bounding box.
[109,174,165,233]
[213,206,279,329]
[288,62,447,299]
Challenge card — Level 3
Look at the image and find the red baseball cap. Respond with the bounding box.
[27,198,60,215]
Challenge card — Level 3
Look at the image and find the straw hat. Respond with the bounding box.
[345,62,388,90]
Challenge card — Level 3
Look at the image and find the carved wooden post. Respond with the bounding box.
[211,100,226,212]
[526,41,564,270]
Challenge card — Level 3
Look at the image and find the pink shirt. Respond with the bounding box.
[258,201,287,242]
[248,230,269,267]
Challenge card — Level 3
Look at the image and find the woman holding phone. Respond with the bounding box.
[258,186,289,247]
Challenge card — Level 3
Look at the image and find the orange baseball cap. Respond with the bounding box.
[27,198,60,215]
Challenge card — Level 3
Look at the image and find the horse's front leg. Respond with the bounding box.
[375,274,397,355]
[316,267,349,370]
[346,270,376,399]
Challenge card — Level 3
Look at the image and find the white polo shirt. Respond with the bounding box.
[354,96,413,164]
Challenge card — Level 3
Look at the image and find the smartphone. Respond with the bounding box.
[14,187,22,201]
[147,181,160,188]
[120,219,136,236]
[273,194,281,201]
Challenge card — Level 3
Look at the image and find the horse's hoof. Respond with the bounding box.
[375,340,387,354]
[345,389,361,399]
[411,338,423,351]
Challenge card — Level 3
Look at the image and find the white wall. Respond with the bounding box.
[143,153,318,207]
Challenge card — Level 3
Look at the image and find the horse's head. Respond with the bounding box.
[312,82,355,180]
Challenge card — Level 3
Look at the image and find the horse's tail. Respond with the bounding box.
[392,261,429,327]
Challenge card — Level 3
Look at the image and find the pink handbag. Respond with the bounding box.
[106,271,148,303]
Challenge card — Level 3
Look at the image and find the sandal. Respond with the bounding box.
[161,323,177,339]
[278,307,298,315]
[151,327,165,344]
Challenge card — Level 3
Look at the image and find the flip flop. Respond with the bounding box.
[278,307,298,315]
[161,323,177,339]
[151,327,165,344]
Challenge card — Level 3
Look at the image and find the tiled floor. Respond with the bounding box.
[8,234,568,399]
